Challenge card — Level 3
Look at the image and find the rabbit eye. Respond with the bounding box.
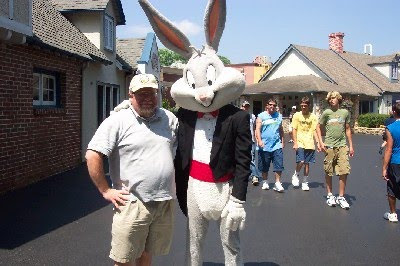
[186,70,196,90]
[206,65,216,86]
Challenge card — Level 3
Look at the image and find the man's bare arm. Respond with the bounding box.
[345,123,354,157]
[86,150,129,208]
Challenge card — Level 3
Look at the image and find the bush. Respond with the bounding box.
[357,113,390,128]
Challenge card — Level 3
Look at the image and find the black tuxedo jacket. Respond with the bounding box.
[174,104,252,215]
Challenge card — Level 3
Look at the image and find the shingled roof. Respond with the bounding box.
[29,0,111,64]
[51,0,126,25]
[116,38,146,69]
[260,44,400,97]
[244,75,357,95]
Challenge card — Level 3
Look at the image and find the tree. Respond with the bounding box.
[218,55,231,65]
[159,48,231,66]
[159,48,187,66]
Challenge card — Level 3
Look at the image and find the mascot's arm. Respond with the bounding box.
[174,108,189,216]
[221,111,251,231]
[231,112,251,201]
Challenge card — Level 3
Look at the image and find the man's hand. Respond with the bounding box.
[293,143,298,151]
[316,143,322,152]
[320,142,327,152]
[382,169,389,181]
[349,146,355,157]
[102,188,130,209]
[221,196,246,231]
[258,140,264,148]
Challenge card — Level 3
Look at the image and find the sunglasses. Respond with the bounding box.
[268,103,277,107]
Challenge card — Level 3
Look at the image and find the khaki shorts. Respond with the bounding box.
[109,199,175,263]
[323,146,351,176]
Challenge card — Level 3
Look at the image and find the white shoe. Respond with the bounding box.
[261,181,269,190]
[291,173,299,187]
[326,193,336,207]
[336,196,350,210]
[301,182,310,191]
[273,182,284,192]
[384,212,398,222]
[252,176,259,186]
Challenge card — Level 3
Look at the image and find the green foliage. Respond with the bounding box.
[218,55,231,65]
[162,99,178,114]
[357,113,390,128]
[158,48,231,66]
[159,48,187,66]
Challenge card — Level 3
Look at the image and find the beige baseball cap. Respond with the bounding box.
[129,74,158,92]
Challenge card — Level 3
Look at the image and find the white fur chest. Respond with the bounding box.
[192,114,217,163]
[191,114,230,220]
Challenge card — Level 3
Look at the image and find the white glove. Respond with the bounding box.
[110,100,130,115]
[221,196,246,231]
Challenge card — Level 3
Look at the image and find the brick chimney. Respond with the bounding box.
[329,32,345,53]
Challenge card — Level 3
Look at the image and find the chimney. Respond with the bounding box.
[329,32,345,53]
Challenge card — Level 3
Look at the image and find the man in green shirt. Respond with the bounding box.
[317,91,354,210]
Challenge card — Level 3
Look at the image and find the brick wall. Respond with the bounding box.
[0,42,83,194]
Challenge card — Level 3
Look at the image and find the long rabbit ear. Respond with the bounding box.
[204,0,226,52]
[138,0,192,59]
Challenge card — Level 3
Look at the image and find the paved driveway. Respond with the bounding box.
[0,134,398,265]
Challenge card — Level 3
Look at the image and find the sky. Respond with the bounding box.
[116,0,400,64]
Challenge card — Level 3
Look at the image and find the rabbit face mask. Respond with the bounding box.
[139,0,245,112]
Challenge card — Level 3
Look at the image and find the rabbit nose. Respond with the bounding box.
[199,94,208,102]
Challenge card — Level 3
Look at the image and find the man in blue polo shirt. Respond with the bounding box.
[255,98,285,192]
[382,102,400,223]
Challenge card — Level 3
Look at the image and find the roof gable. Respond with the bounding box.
[29,0,110,64]
[260,45,332,83]
[261,43,399,96]
[116,38,146,69]
[51,0,126,25]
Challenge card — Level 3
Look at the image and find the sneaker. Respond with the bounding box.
[326,194,336,207]
[251,176,259,186]
[336,196,350,210]
[291,173,300,187]
[261,181,269,190]
[288,139,294,143]
[301,182,310,191]
[273,182,284,192]
[383,212,398,222]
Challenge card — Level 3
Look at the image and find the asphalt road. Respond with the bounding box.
[1,134,398,265]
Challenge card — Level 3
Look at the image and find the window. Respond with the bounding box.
[104,14,114,51]
[391,63,398,81]
[97,83,120,126]
[33,70,59,107]
[359,100,374,114]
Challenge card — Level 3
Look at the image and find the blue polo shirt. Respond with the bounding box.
[258,111,282,152]
[387,120,400,164]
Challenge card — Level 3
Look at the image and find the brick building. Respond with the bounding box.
[0,0,110,193]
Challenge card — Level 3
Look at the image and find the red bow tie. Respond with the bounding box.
[197,110,219,118]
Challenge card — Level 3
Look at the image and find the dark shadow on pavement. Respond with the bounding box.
[309,181,324,189]
[0,162,109,249]
[204,263,279,266]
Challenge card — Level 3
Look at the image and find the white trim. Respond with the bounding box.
[0,16,32,36]
[115,59,123,70]
[104,14,114,51]
[33,72,57,106]
[9,0,14,20]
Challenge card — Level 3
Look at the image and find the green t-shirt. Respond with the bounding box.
[319,108,349,147]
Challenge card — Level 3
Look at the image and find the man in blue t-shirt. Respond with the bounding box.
[255,98,285,192]
[382,103,400,223]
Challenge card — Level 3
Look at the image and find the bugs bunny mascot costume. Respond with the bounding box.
[137,1,251,265]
